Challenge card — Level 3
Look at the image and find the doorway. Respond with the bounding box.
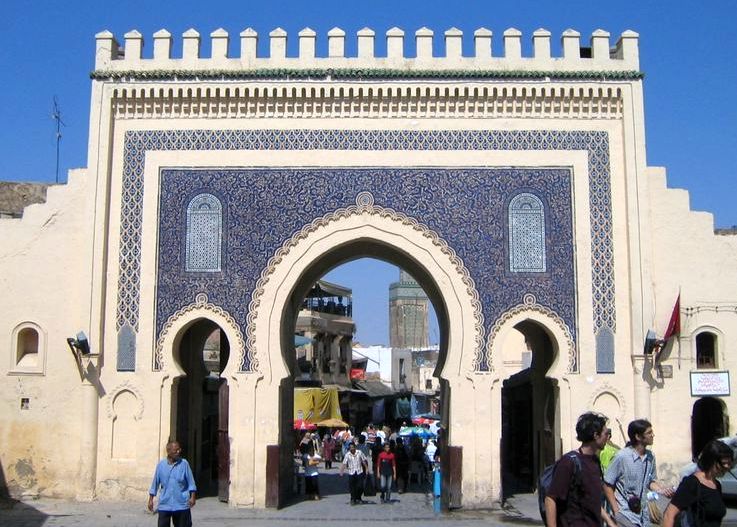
[275,242,452,507]
[691,397,728,459]
[171,319,231,500]
[501,320,558,499]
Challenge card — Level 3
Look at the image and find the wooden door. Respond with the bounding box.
[217,380,230,502]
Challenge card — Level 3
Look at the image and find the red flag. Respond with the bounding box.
[663,294,680,341]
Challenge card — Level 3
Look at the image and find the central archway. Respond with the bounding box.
[243,198,486,507]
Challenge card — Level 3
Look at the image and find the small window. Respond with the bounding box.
[16,328,39,367]
[508,193,547,273]
[9,322,45,375]
[185,193,223,272]
[696,332,717,369]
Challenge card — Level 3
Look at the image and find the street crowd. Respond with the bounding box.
[296,422,441,504]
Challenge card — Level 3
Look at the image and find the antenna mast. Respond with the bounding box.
[52,96,66,184]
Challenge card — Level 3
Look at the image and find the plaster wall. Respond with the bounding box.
[644,167,737,480]
[0,169,94,497]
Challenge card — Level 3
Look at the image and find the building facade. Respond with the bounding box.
[1,25,735,508]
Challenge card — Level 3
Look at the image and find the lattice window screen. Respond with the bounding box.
[509,193,546,273]
[185,194,222,272]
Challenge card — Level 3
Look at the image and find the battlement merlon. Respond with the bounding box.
[93,27,640,75]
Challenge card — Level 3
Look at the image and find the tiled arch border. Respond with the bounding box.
[116,128,616,370]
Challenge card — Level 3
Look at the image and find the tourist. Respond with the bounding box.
[604,420,675,527]
[375,442,397,503]
[147,440,197,527]
[662,440,733,527]
[544,412,616,527]
[341,442,368,505]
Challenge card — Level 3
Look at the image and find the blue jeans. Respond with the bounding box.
[379,474,393,502]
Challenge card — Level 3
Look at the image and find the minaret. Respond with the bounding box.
[389,270,429,348]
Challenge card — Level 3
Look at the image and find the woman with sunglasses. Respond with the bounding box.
[662,440,735,527]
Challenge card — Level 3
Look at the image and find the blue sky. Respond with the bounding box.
[3,1,735,345]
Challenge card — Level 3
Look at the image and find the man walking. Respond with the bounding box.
[148,440,197,527]
[375,442,397,503]
[340,442,368,505]
[604,419,674,527]
[545,412,617,527]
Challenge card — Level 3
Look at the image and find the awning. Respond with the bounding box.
[351,380,398,398]
[307,279,352,298]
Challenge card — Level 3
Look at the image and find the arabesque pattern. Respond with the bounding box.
[116,129,615,371]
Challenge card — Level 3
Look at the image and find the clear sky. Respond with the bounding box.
[3,1,735,345]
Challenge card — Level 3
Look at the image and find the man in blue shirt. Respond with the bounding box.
[148,441,197,527]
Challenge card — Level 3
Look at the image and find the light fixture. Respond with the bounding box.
[643,329,659,355]
[66,331,91,358]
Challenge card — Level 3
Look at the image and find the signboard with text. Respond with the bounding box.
[690,371,730,397]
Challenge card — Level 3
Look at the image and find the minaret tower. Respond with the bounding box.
[389,270,429,348]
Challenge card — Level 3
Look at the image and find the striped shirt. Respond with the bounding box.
[342,450,367,475]
[604,446,657,527]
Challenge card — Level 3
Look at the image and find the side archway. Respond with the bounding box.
[487,301,575,500]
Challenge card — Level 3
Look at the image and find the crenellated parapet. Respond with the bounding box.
[93,26,640,79]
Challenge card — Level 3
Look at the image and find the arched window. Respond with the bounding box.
[16,328,39,367]
[185,193,222,272]
[509,193,546,273]
[695,332,717,369]
[10,322,45,374]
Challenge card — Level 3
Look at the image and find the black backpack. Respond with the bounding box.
[538,451,583,525]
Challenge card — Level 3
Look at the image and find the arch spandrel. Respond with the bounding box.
[487,294,576,376]
[156,293,245,377]
[246,193,485,384]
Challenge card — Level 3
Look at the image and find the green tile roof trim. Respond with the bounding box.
[91,68,644,81]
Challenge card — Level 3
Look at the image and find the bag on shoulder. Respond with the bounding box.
[538,452,583,525]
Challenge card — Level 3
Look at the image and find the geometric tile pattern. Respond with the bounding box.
[509,192,546,273]
[116,129,616,371]
[185,193,223,272]
[156,167,575,372]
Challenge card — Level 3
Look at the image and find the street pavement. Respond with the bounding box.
[3,467,737,527]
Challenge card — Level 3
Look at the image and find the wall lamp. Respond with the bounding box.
[66,331,91,359]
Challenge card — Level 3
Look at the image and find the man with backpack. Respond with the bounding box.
[543,412,617,527]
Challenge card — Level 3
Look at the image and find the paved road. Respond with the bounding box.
[3,469,737,527]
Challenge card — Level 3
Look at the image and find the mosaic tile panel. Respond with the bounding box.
[185,193,223,272]
[116,129,616,371]
[509,193,547,273]
[156,168,575,372]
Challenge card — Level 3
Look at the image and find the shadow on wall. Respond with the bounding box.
[0,459,48,527]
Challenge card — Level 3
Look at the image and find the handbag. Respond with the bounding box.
[648,500,662,524]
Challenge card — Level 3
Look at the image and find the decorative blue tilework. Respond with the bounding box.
[509,193,546,273]
[156,167,575,372]
[185,193,223,272]
[116,323,136,371]
[116,129,616,372]
[596,327,615,373]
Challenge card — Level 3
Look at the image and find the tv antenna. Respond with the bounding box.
[52,96,66,183]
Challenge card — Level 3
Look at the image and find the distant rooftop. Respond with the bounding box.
[0,182,50,218]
